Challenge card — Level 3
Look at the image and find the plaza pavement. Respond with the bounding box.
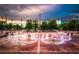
[0,31,79,54]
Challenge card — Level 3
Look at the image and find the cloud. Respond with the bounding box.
[0,4,57,19]
[9,5,56,16]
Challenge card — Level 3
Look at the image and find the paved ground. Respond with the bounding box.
[0,32,79,54]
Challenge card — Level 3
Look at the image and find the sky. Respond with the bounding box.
[0,4,79,20]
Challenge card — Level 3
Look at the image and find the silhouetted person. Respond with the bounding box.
[71,33,73,36]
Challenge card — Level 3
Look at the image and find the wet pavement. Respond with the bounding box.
[0,32,79,54]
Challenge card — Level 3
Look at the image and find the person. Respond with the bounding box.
[67,33,69,35]
[71,33,73,36]
[5,32,9,35]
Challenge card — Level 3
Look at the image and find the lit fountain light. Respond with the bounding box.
[41,32,72,45]
[6,32,37,46]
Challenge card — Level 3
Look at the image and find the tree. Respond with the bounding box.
[60,22,68,30]
[5,23,13,30]
[75,20,79,30]
[33,22,38,31]
[13,24,23,30]
[40,21,48,31]
[48,20,57,30]
[61,20,78,31]
[67,20,76,30]
[0,21,6,30]
[25,22,33,31]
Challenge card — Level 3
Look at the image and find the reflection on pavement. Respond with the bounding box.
[0,32,72,53]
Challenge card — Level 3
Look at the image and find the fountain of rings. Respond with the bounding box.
[1,32,71,46]
[40,32,71,45]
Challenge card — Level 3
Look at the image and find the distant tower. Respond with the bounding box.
[21,18,22,22]
[39,14,42,20]
[1,15,4,19]
[21,18,23,25]
[39,13,43,24]
[5,14,8,23]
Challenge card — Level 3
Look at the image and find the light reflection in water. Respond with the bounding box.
[41,32,71,45]
[7,33,37,45]
[6,32,71,45]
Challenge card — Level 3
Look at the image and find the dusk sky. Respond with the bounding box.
[0,4,79,20]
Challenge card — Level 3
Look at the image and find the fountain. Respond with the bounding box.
[0,32,71,46]
[41,32,71,45]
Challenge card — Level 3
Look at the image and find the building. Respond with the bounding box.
[0,16,44,27]
[0,16,62,28]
